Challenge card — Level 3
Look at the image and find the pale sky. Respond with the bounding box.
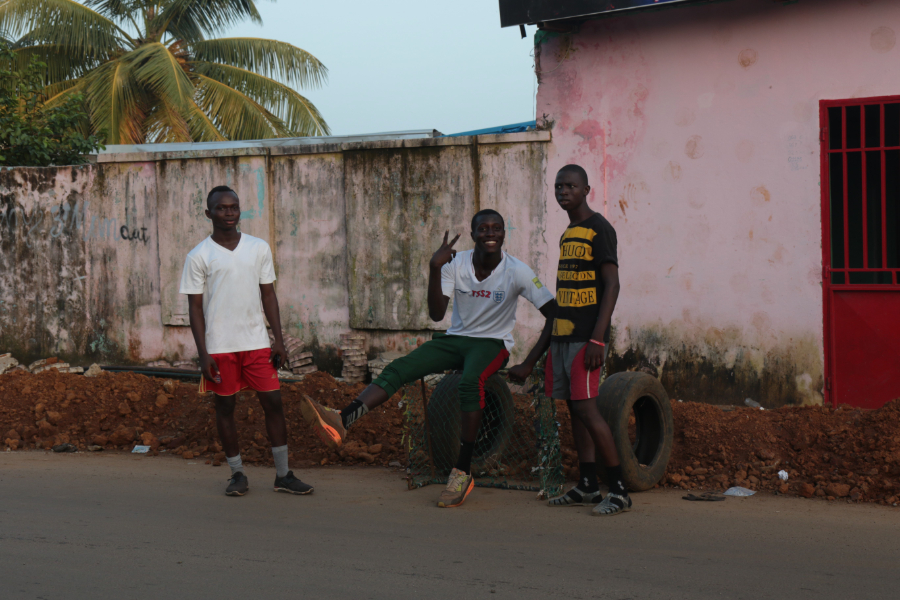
[221,1,538,136]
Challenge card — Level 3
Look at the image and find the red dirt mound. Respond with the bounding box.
[2,368,898,505]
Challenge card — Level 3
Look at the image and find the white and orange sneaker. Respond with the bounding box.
[437,468,474,508]
[300,395,346,449]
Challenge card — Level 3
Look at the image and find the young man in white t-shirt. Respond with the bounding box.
[180,185,313,497]
[301,210,556,508]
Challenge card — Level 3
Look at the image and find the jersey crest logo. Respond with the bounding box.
[493,291,505,303]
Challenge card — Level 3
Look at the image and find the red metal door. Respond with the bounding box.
[821,97,900,409]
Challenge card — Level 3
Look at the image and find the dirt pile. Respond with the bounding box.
[641,401,900,505]
[0,369,412,469]
[1,368,898,505]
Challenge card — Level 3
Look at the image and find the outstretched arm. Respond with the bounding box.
[583,262,620,371]
[188,294,220,383]
[507,300,557,382]
[260,283,287,370]
[428,230,460,322]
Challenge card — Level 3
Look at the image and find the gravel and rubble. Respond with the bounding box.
[1,366,898,505]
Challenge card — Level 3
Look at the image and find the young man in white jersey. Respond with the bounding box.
[301,209,556,508]
[180,185,314,497]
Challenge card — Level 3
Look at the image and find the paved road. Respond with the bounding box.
[1,452,898,599]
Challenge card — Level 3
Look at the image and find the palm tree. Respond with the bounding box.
[0,0,330,144]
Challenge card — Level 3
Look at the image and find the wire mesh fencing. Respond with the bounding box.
[401,366,564,498]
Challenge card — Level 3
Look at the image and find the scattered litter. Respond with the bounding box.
[777,469,789,481]
[723,486,756,497]
[683,492,725,502]
[51,443,76,453]
[131,445,150,453]
[744,398,763,409]
[87,445,103,452]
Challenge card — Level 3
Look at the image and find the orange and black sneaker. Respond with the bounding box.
[300,395,346,449]
[437,468,474,508]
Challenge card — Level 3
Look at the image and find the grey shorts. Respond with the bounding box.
[545,341,608,400]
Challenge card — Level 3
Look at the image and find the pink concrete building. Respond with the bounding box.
[501,0,900,408]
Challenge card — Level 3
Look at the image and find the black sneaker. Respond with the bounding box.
[226,472,249,496]
[274,471,314,495]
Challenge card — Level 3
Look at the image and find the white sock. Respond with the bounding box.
[226,454,244,476]
[272,445,289,478]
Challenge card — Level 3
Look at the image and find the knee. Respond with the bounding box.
[215,395,236,417]
[457,377,483,411]
[258,391,283,414]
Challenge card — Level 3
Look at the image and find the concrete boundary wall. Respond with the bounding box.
[0,132,551,373]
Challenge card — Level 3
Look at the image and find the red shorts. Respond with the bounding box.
[198,348,280,396]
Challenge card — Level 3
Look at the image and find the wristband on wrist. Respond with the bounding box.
[588,339,605,347]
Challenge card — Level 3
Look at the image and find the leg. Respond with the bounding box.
[437,337,507,509]
[257,389,313,494]
[568,399,619,468]
[215,393,250,496]
[257,390,287,447]
[214,393,240,458]
[567,400,596,463]
[547,343,601,507]
[301,336,464,447]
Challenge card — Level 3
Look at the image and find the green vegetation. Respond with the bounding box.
[0,45,103,166]
[0,0,330,145]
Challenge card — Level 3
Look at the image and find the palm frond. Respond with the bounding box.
[184,100,226,142]
[127,42,194,113]
[11,44,92,85]
[145,99,192,143]
[43,77,82,108]
[194,72,288,140]
[84,57,148,143]
[0,0,127,60]
[193,61,328,136]
[152,0,261,43]
[191,37,327,89]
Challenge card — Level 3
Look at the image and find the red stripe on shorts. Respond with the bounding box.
[570,344,602,401]
[477,349,510,409]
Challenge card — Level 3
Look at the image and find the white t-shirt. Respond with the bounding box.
[441,250,554,350]
[179,234,276,354]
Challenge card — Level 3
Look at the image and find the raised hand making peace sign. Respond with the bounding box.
[429,230,461,270]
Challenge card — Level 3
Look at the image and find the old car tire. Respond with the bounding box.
[426,373,516,473]
[595,371,674,491]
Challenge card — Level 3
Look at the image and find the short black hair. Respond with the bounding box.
[207,185,236,208]
[557,164,589,186]
[471,209,504,231]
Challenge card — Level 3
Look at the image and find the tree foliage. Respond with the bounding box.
[0,0,329,144]
[0,45,103,166]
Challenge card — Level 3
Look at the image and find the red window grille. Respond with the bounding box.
[822,98,900,287]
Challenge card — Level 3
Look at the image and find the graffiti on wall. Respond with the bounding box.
[0,199,150,247]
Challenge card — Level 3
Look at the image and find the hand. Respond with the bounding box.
[507,363,533,383]
[270,341,287,371]
[583,342,605,372]
[430,230,460,269]
[199,353,221,384]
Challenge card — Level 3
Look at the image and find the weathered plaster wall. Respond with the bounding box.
[0,133,551,371]
[535,0,900,405]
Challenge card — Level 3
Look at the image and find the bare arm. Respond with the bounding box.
[260,283,287,369]
[507,300,557,382]
[428,231,460,322]
[188,294,220,383]
[584,262,620,371]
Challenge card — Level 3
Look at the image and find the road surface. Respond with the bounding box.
[1,452,898,599]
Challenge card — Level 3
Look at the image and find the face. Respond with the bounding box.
[471,214,505,254]
[205,192,241,230]
[555,170,590,212]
